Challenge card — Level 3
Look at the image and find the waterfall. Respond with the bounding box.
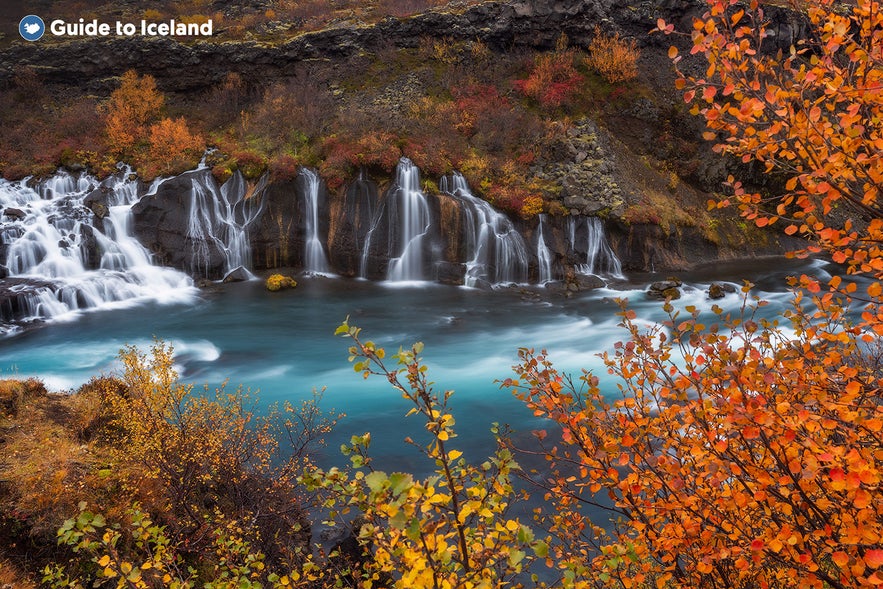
[386,159,433,281]
[536,214,554,284]
[0,168,196,332]
[299,168,330,275]
[184,170,266,278]
[567,216,624,279]
[440,173,529,286]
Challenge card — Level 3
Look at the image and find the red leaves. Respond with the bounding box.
[866,550,883,569]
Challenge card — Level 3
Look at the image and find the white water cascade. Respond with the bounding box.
[536,214,554,284]
[381,158,435,282]
[439,173,529,286]
[567,216,624,279]
[184,170,266,278]
[387,159,432,281]
[300,168,330,275]
[0,168,196,332]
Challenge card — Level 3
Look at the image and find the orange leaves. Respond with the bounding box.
[105,70,164,155]
[508,285,883,589]
[663,0,883,278]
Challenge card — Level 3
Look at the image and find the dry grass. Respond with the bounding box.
[0,557,37,589]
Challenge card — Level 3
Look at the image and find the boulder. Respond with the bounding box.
[222,266,252,283]
[132,170,228,280]
[708,282,736,299]
[436,261,465,286]
[3,208,26,220]
[647,279,682,300]
[83,188,110,219]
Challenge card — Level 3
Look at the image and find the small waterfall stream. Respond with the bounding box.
[0,169,196,332]
[184,170,266,279]
[386,159,433,281]
[300,168,330,275]
[567,216,624,279]
[440,173,529,286]
[536,214,554,283]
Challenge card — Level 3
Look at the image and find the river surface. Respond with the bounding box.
[0,256,831,475]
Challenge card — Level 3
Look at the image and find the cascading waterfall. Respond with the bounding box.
[0,168,196,332]
[536,214,554,283]
[386,158,433,281]
[439,173,529,286]
[353,158,438,282]
[185,170,266,278]
[567,216,624,279]
[300,168,330,274]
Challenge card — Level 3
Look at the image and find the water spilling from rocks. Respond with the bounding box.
[440,172,529,286]
[0,168,196,333]
[386,159,435,281]
[299,168,331,275]
[184,170,266,279]
[567,216,624,279]
[536,214,554,283]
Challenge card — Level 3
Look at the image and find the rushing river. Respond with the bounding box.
[0,256,830,474]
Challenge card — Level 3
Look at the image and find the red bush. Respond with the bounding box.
[514,49,583,108]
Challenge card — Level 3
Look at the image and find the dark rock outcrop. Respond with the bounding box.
[328,173,381,277]
[0,0,743,93]
[3,208,26,221]
[708,281,736,299]
[83,188,110,220]
[647,278,682,299]
[131,171,227,279]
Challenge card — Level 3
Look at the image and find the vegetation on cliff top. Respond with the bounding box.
[0,25,648,220]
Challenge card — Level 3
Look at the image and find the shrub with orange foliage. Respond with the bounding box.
[585,26,640,84]
[499,2,883,589]
[660,0,883,283]
[141,117,204,177]
[104,70,164,154]
[514,37,584,108]
[506,286,883,589]
[519,194,544,219]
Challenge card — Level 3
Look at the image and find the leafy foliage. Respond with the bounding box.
[585,26,640,84]
[505,287,883,589]
[142,117,204,177]
[658,0,883,278]
[105,71,165,155]
[298,320,546,588]
[514,35,584,108]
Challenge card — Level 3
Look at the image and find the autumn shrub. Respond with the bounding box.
[319,132,402,188]
[90,341,335,564]
[139,117,204,178]
[513,37,584,108]
[585,26,640,84]
[247,74,333,149]
[519,194,545,219]
[505,287,883,589]
[232,149,268,179]
[104,70,164,155]
[269,154,301,181]
[298,320,544,588]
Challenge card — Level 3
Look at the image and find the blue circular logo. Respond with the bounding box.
[19,15,45,41]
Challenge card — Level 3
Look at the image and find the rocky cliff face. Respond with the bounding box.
[1,1,638,91]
